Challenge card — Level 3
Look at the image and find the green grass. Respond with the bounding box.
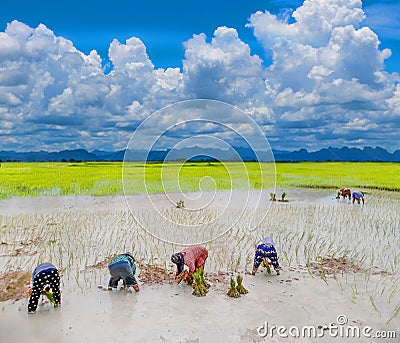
[276,162,400,191]
[0,161,399,199]
[124,161,274,194]
[0,162,125,199]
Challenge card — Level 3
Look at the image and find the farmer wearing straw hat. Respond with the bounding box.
[28,262,61,314]
[252,236,281,276]
[108,252,139,293]
[171,245,208,283]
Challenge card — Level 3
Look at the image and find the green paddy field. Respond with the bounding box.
[0,161,399,199]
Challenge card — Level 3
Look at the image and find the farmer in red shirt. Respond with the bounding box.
[171,245,208,282]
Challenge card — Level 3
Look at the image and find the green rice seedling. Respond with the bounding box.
[388,285,398,304]
[198,266,210,289]
[369,296,380,314]
[245,251,253,270]
[282,250,292,268]
[352,284,358,297]
[42,288,58,306]
[176,200,185,209]
[236,275,248,295]
[386,306,400,324]
[227,277,240,298]
[295,244,300,265]
[278,192,288,202]
[234,256,241,272]
[192,270,208,297]
[351,285,357,303]
[333,273,344,291]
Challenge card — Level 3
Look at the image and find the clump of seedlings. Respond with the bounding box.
[269,193,276,201]
[42,285,58,306]
[192,268,209,297]
[278,192,289,202]
[176,199,185,208]
[236,274,248,295]
[198,266,210,289]
[227,277,240,298]
[261,259,272,274]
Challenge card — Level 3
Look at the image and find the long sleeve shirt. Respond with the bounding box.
[108,254,136,274]
[181,245,208,277]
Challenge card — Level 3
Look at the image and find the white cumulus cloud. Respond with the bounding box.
[0,0,399,152]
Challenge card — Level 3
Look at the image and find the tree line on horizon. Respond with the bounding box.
[0,146,399,163]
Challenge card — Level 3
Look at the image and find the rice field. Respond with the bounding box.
[0,161,399,199]
[276,162,400,191]
[0,191,399,323]
[0,161,399,324]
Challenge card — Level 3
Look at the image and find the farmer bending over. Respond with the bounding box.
[336,187,351,200]
[28,262,61,314]
[108,252,139,292]
[252,236,281,276]
[352,190,365,204]
[171,245,208,282]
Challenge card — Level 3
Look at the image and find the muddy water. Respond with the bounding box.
[0,189,398,342]
[0,188,343,216]
[1,272,398,343]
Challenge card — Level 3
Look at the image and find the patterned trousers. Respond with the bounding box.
[253,245,280,271]
[28,269,61,313]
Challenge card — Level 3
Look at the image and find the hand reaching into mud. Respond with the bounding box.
[175,270,189,284]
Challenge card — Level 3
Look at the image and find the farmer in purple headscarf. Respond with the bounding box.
[252,236,281,276]
[352,190,365,204]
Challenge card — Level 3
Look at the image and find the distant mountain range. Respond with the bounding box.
[273,146,400,162]
[0,146,399,162]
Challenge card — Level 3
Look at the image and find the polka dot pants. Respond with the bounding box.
[28,269,61,313]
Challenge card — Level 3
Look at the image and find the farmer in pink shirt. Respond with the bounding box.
[171,245,208,282]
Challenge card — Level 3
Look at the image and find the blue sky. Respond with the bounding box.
[1,0,400,152]
[1,1,303,69]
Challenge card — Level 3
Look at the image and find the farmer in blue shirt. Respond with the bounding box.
[28,262,61,313]
[108,252,139,292]
[252,236,281,276]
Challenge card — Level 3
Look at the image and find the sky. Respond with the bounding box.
[1,0,400,152]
